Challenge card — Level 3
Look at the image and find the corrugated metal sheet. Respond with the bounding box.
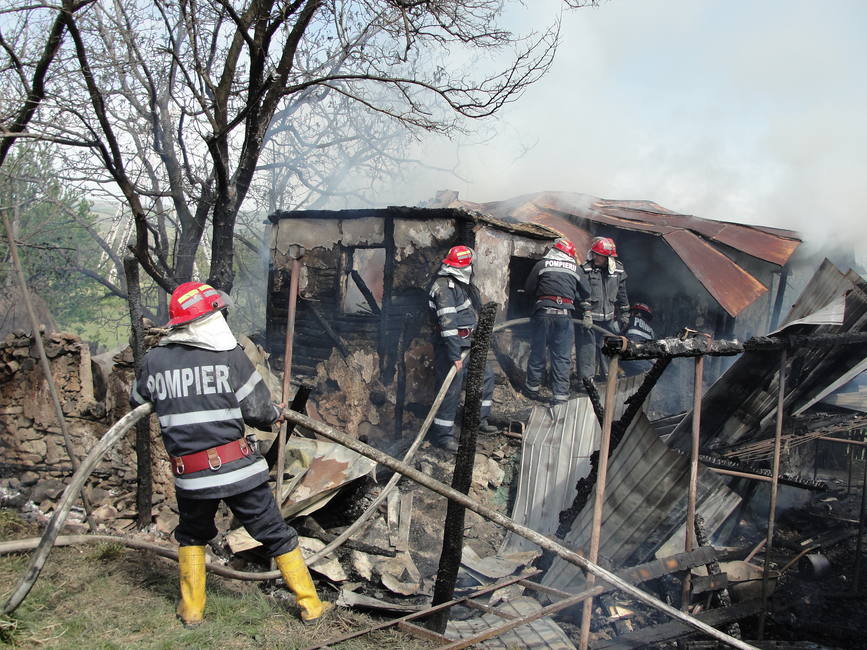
[500,398,600,553]
[446,595,577,649]
[542,413,740,593]
[667,260,867,453]
[501,376,644,554]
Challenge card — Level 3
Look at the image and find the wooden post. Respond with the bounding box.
[275,251,303,505]
[579,354,620,650]
[758,349,786,639]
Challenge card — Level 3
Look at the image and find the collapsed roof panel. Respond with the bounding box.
[542,412,739,593]
[453,191,801,319]
[667,260,867,453]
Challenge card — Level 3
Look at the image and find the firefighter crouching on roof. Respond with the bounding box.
[427,245,497,451]
[130,282,331,627]
[524,237,584,405]
[620,302,656,376]
[576,236,629,383]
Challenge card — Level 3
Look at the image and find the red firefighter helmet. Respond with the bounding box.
[630,302,653,320]
[590,236,617,257]
[166,281,231,327]
[553,237,576,258]
[442,245,474,268]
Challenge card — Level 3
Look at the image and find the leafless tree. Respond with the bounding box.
[9,1,592,297]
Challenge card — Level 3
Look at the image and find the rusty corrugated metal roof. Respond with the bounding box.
[667,260,867,453]
[453,191,801,318]
[663,229,768,317]
[541,412,740,593]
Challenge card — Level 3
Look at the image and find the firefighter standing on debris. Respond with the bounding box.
[576,236,629,383]
[428,245,497,451]
[129,281,330,627]
[620,302,656,376]
[523,237,585,405]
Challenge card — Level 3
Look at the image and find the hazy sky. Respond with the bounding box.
[379,0,867,261]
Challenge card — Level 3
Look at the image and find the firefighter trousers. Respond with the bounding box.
[526,312,574,402]
[430,341,494,443]
[175,481,297,556]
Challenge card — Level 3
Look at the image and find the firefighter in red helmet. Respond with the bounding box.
[523,237,585,405]
[427,245,497,451]
[575,237,629,382]
[130,281,330,626]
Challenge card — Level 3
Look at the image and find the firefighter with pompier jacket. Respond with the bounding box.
[576,236,629,382]
[428,245,496,451]
[130,282,330,627]
[524,237,585,405]
[621,302,656,376]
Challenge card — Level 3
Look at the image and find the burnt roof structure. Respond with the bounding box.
[448,191,802,318]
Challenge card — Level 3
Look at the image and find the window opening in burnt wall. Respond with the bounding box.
[341,247,385,314]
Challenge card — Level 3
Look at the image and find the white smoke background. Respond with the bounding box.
[375,0,867,269]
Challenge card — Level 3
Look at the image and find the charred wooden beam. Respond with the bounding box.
[429,302,498,634]
[603,331,867,360]
[304,299,349,358]
[350,269,381,315]
[583,376,605,425]
[696,452,827,490]
[695,513,741,639]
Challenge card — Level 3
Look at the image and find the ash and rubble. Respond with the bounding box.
[2,195,867,648]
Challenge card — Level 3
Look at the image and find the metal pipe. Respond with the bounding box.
[848,431,854,496]
[758,349,786,639]
[819,436,867,447]
[280,407,756,650]
[709,468,772,483]
[854,435,867,591]
[579,354,620,650]
[276,254,302,505]
[683,354,705,608]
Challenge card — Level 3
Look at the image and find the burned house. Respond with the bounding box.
[266,192,803,423]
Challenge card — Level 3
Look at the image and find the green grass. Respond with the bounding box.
[0,511,432,649]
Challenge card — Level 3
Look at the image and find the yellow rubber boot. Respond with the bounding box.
[275,547,332,623]
[177,545,206,627]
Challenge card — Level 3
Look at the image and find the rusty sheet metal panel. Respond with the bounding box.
[667,262,867,453]
[501,376,644,554]
[541,413,740,594]
[663,229,768,317]
[446,595,577,649]
[708,223,800,266]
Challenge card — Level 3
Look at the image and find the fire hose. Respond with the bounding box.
[2,404,755,649]
[2,321,645,618]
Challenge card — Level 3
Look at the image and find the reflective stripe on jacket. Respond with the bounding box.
[626,313,655,341]
[429,275,477,362]
[579,260,629,321]
[524,252,584,312]
[130,344,279,500]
